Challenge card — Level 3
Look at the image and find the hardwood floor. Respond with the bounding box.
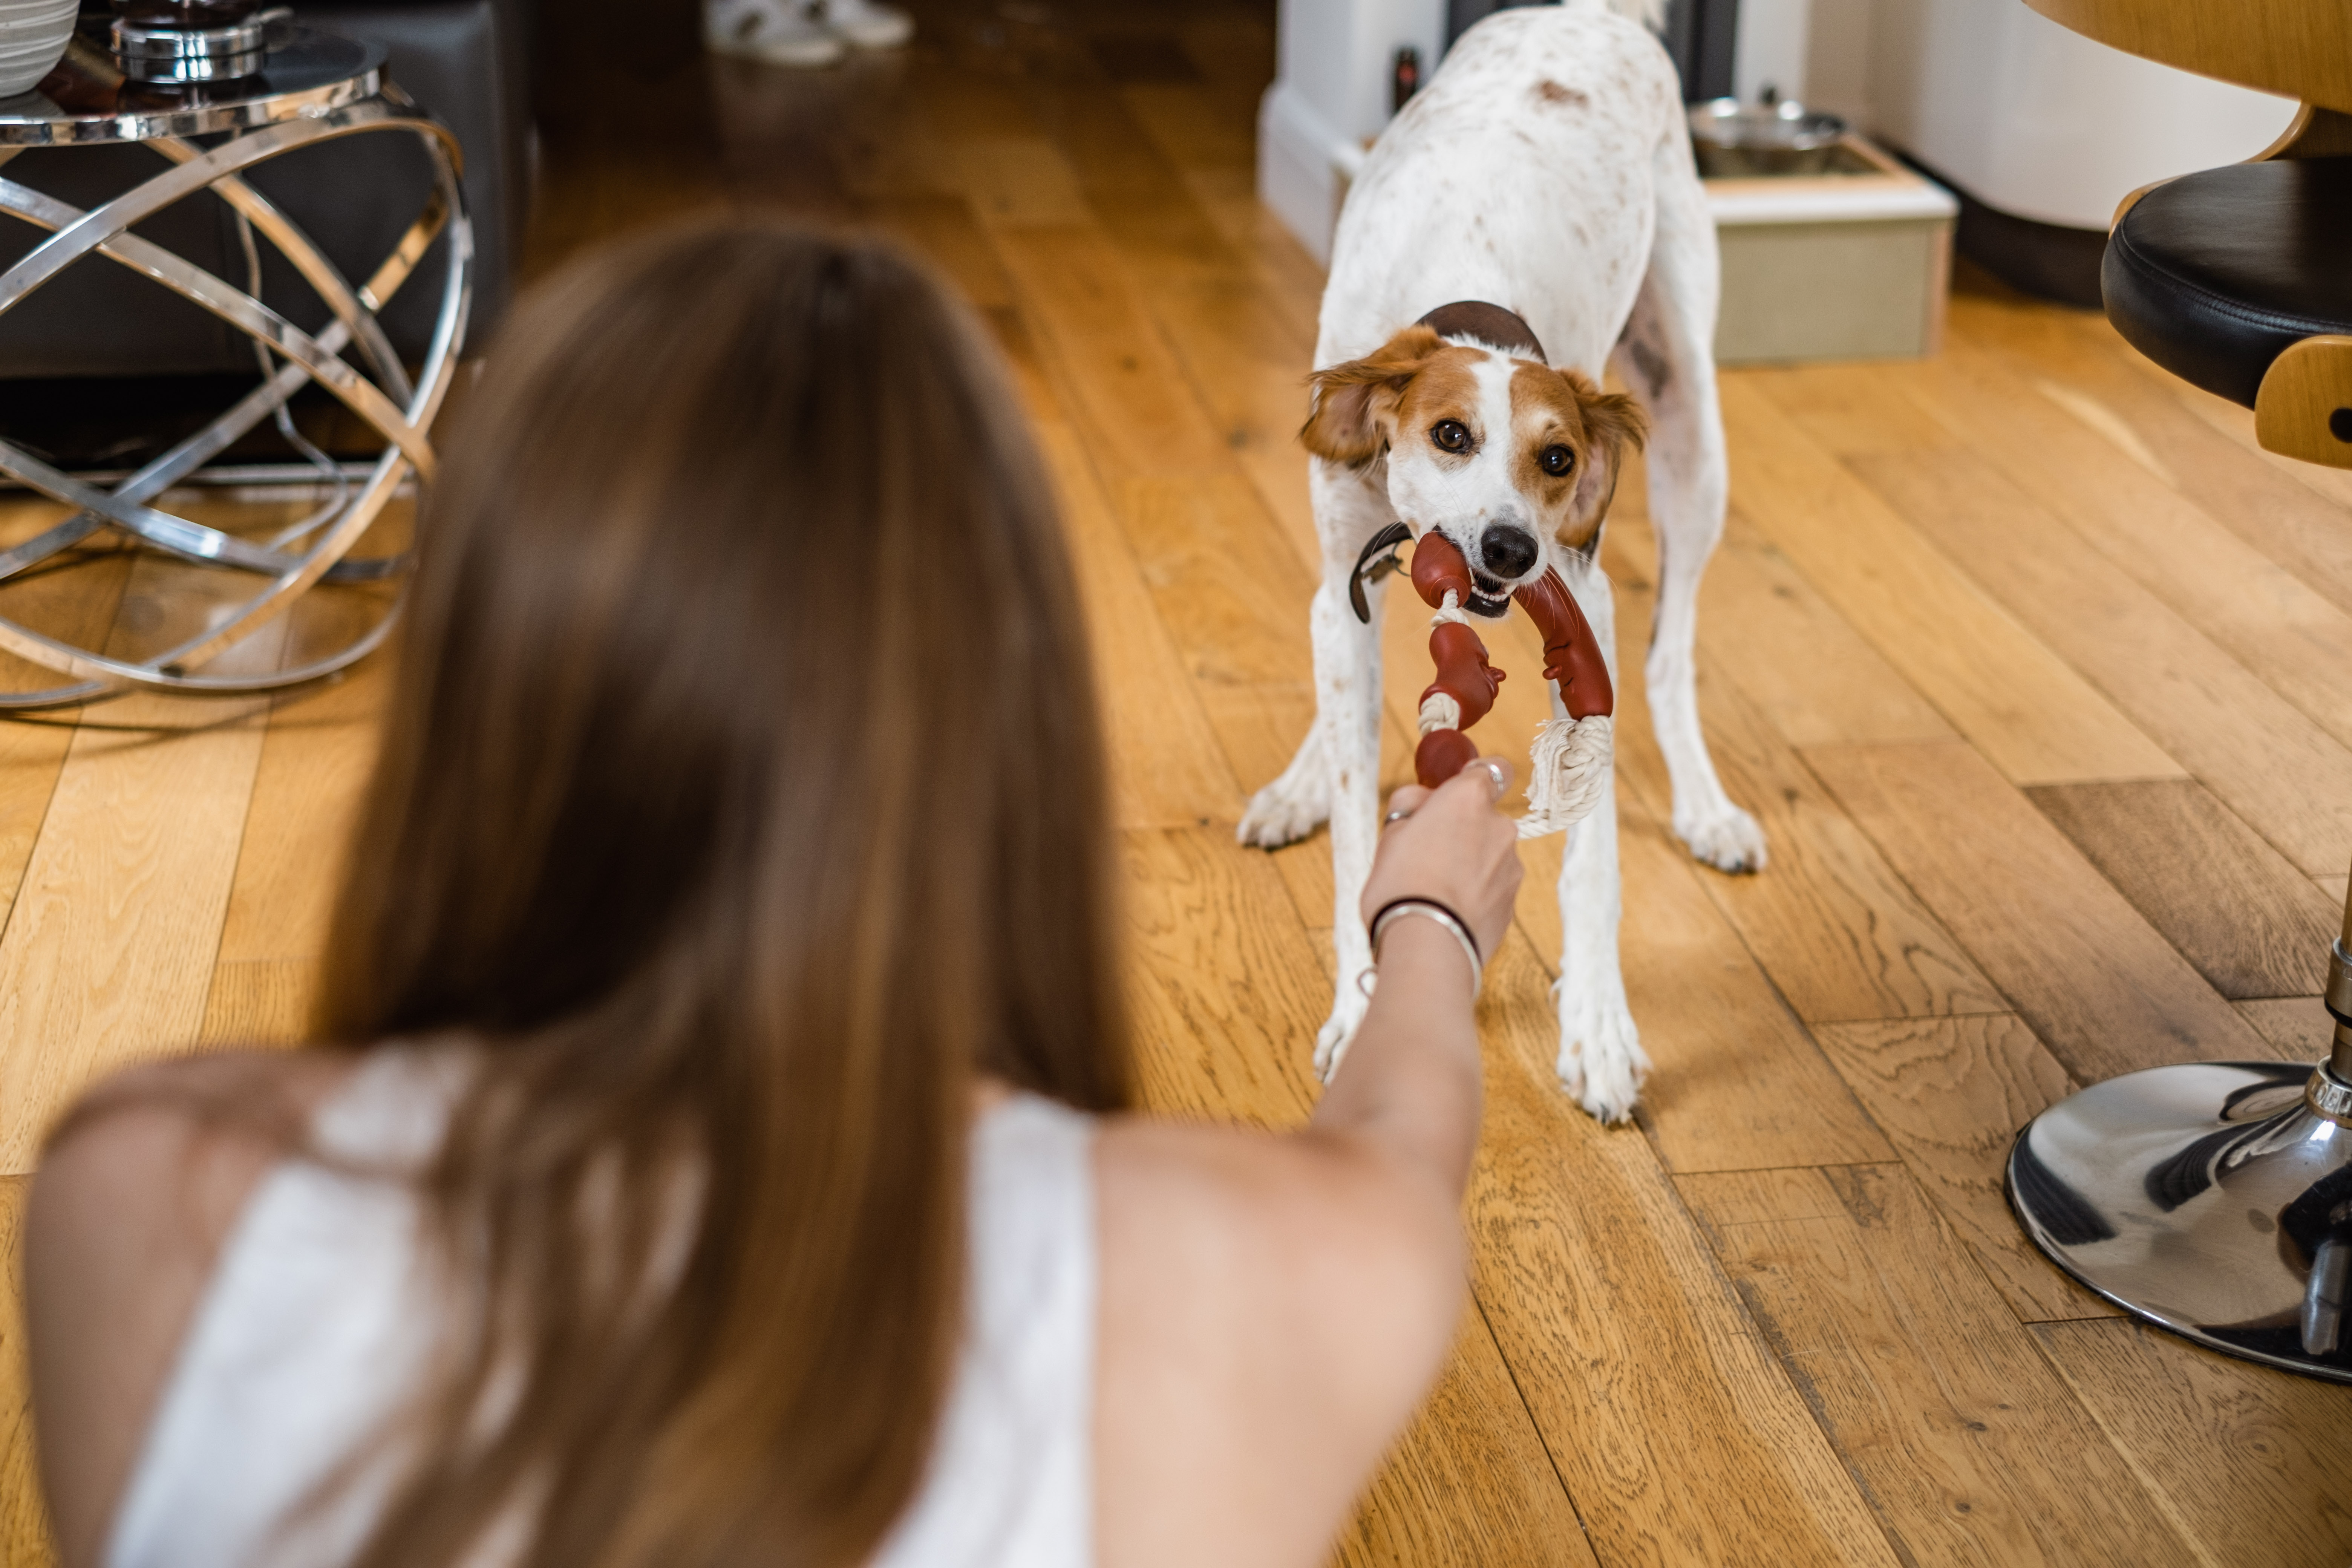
[4,2,2351,1562]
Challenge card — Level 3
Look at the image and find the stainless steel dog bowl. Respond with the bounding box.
[1689,97,1849,177]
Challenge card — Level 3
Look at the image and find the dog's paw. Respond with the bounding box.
[1675,802,1767,876]
[1312,987,1369,1081]
[1555,988,1651,1124]
[1239,773,1331,850]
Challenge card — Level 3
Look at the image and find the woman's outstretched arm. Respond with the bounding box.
[1095,760,1520,1568]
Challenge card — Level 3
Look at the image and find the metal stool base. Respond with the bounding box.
[2008,1059,2352,1382]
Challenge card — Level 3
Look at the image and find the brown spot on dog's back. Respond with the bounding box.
[1533,79,1589,108]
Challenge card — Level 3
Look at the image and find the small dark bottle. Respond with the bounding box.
[1392,46,1420,113]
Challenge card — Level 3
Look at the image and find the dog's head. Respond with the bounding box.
[1301,324,1645,615]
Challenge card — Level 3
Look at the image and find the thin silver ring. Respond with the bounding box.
[1384,807,1414,824]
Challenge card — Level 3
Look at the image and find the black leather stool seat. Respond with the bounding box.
[2103,157,2352,409]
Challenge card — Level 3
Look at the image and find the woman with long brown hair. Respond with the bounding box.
[25,219,1521,1568]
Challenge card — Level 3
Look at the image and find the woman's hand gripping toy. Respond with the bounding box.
[1403,532,1614,838]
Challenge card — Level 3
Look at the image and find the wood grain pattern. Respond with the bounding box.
[0,1176,55,1568]
[2233,995,2337,1060]
[198,958,317,1049]
[0,693,272,1174]
[2033,1318,2352,1568]
[2026,779,2339,998]
[1470,931,1901,1568]
[1718,377,2179,785]
[1850,444,2352,876]
[0,545,290,1176]
[1891,325,2352,766]
[1695,516,1961,748]
[214,592,391,966]
[1601,524,2006,1024]
[1810,1017,2118,1323]
[1680,1164,2197,1566]
[1803,741,2274,1082]
[1336,1308,1603,1568]
[1513,800,1900,1176]
[1038,419,1246,830]
[2037,313,2352,621]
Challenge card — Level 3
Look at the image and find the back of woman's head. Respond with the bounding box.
[318,219,1130,1568]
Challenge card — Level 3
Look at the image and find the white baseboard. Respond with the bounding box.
[1257,80,1352,268]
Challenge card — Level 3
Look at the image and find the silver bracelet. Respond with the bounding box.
[1369,899,1483,1004]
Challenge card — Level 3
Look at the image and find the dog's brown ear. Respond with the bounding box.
[1300,325,1444,466]
[1563,377,1647,548]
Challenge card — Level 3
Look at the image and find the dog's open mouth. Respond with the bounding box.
[1465,573,1513,618]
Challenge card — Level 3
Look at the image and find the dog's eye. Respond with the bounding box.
[1540,444,1575,477]
[1430,420,1471,453]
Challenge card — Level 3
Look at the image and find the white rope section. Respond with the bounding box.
[1518,714,1611,838]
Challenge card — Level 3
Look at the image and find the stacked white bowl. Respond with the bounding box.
[0,0,78,100]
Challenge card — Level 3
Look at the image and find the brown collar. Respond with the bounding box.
[1416,300,1546,363]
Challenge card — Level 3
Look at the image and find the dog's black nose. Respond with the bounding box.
[1479,525,1539,579]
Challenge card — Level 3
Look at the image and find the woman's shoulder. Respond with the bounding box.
[1090,1115,1468,1565]
[25,1048,362,1568]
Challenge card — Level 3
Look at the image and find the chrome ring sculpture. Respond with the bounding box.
[0,29,469,708]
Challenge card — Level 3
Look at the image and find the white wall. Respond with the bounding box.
[1733,0,1813,106]
[1261,0,1444,262]
[1865,0,2295,228]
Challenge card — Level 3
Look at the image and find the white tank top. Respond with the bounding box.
[105,1049,1100,1568]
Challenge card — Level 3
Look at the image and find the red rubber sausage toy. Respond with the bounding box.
[1406,532,1613,795]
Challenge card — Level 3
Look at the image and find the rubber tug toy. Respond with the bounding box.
[1352,525,1613,835]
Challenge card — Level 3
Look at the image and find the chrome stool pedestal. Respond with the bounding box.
[0,24,469,708]
[2010,935,2352,1382]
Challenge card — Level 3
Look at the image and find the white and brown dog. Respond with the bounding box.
[1239,1,1764,1122]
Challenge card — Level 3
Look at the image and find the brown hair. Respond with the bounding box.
[315,218,1131,1567]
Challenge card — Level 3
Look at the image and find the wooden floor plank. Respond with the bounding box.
[1802,741,2274,1084]
[1978,303,2352,622]
[2026,780,2338,999]
[198,957,317,1049]
[1718,377,2179,786]
[1509,798,1899,1175]
[2033,1318,2352,1568]
[0,546,290,1176]
[0,694,272,1174]
[1038,420,1246,830]
[1605,518,2006,1024]
[1469,930,1902,1568]
[1697,514,1960,749]
[1810,1017,2117,1323]
[1850,445,2352,877]
[987,224,1235,482]
[0,1176,55,1568]
[214,590,393,967]
[1883,338,2352,765]
[1680,1164,2198,1567]
[2232,995,2336,1060]
[1121,826,1602,1566]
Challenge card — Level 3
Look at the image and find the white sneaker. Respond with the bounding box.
[820,0,912,48]
[706,0,845,66]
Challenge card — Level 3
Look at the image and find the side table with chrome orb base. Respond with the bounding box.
[2009,903,2352,1382]
[0,4,468,707]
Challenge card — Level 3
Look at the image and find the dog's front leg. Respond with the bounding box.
[1555,772,1648,1123]
[1312,558,1385,1078]
[1550,565,1649,1122]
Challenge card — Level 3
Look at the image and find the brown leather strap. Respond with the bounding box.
[1415,300,1547,363]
